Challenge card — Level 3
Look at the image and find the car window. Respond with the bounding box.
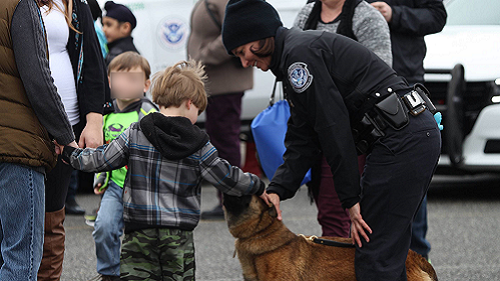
[445,0,500,25]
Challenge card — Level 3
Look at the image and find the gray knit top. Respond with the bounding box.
[294,1,392,67]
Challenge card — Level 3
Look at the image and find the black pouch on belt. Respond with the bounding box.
[374,93,409,130]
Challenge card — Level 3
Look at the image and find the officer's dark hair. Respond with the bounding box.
[250,37,275,58]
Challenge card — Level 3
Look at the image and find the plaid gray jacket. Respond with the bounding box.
[63,122,264,231]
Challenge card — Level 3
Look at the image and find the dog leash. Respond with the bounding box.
[298,234,355,248]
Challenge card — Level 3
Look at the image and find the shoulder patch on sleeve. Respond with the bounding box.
[288,62,313,93]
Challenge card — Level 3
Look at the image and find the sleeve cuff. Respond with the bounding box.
[61,146,77,164]
[55,132,75,146]
[341,197,360,210]
[255,181,265,196]
[266,182,288,200]
[388,6,401,30]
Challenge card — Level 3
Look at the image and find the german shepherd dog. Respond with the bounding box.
[223,194,438,281]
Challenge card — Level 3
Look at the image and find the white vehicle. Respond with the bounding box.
[424,0,500,172]
[98,0,500,172]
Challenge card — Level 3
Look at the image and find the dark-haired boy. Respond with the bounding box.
[102,1,139,65]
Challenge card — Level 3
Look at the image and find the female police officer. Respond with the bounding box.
[222,0,441,280]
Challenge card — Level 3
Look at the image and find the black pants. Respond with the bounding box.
[45,122,92,212]
[355,109,441,281]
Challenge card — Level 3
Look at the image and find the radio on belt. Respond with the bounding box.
[401,83,437,116]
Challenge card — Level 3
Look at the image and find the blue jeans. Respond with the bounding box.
[411,195,431,258]
[93,180,124,276]
[0,162,45,281]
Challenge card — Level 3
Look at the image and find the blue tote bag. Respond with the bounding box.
[251,81,312,185]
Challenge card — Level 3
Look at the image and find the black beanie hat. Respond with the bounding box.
[222,0,283,54]
[104,1,137,30]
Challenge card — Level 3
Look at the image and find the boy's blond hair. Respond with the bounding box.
[108,51,151,79]
[151,60,207,113]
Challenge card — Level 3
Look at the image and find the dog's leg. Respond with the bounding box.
[238,251,259,281]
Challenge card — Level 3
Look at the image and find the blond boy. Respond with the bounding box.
[60,60,269,280]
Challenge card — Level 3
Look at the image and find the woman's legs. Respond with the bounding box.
[38,157,73,280]
[313,155,366,237]
[354,111,441,281]
[202,92,243,219]
[410,195,431,259]
[38,122,83,280]
[0,163,45,281]
[313,156,351,237]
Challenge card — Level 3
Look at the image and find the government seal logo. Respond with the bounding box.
[288,62,313,93]
[158,17,188,50]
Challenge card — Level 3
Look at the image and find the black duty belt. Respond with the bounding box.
[353,83,436,155]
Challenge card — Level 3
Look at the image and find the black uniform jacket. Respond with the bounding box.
[267,27,408,209]
[365,0,447,83]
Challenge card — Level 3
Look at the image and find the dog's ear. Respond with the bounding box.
[268,204,278,218]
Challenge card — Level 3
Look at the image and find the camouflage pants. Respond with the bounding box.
[120,228,195,281]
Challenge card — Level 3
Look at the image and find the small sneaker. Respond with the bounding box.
[201,205,225,220]
[84,208,98,227]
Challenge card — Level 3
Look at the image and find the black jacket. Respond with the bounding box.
[365,0,447,83]
[267,27,408,209]
[67,0,113,117]
[105,36,139,66]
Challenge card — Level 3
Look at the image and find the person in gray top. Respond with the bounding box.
[293,0,392,239]
[295,0,392,66]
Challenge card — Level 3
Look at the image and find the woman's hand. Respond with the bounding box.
[348,203,373,247]
[54,140,78,155]
[79,112,103,149]
[259,190,271,207]
[370,1,393,23]
[267,193,282,221]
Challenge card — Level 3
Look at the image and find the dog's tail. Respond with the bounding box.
[421,260,438,281]
[411,251,438,281]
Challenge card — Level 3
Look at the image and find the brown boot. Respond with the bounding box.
[38,207,66,281]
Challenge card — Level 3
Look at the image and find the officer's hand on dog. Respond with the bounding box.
[259,190,272,207]
[348,203,372,247]
[267,193,282,221]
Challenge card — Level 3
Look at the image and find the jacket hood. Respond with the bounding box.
[139,113,209,160]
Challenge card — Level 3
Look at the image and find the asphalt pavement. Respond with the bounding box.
[61,174,500,281]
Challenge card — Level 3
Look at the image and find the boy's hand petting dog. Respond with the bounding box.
[267,192,282,221]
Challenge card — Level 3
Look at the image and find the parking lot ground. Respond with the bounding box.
[62,174,500,280]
